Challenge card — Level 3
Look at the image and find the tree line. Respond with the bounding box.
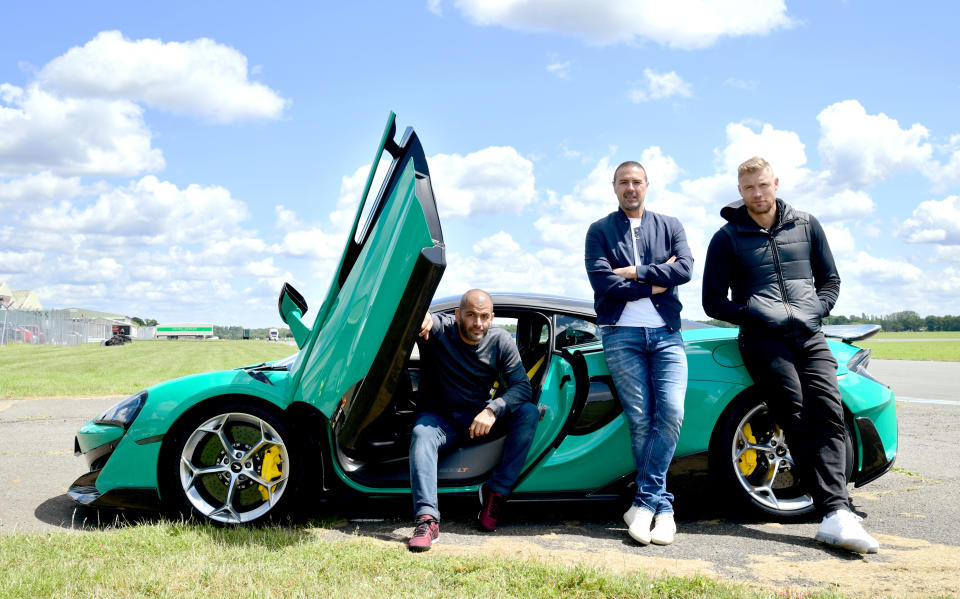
[703,311,960,332]
[822,311,960,332]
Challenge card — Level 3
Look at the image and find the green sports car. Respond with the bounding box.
[69,113,898,524]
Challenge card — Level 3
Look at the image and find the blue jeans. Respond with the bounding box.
[409,403,539,520]
[602,325,687,515]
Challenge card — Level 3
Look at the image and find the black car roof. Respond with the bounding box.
[430,292,715,330]
[430,293,596,318]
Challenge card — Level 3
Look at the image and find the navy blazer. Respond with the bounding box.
[584,207,693,331]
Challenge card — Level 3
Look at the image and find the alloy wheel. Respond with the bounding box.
[729,403,813,514]
[179,412,290,524]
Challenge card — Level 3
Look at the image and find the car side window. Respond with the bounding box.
[492,316,518,341]
[555,315,600,350]
[569,376,622,435]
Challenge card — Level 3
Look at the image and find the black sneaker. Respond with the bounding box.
[408,515,439,552]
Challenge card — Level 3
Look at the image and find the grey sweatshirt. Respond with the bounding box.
[416,312,533,417]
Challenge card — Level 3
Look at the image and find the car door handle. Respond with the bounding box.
[559,374,571,389]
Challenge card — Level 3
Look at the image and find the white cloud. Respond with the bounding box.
[446,0,793,49]
[243,257,294,293]
[0,172,85,207]
[936,246,960,262]
[38,31,288,123]
[927,135,960,188]
[792,189,875,223]
[900,195,960,244]
[428,146,537,217]
[842,251,924,286]
[438,231,569,298]
[719,122,808,182]
[274,206,302,233]
[629,68,692,102]
[679,172,737,219]
[52,255,123,284]
[534,157,617,252]
[202,238,269,264]
[0,32,295,325]
[269,162,385,261]
[23,176,248,244]
[820,223,857,257]
[0,83,164,177]
[691,119,877,224]
[130,246,249,281]
[817,100,932,187]
[639,146,683,189]
[435,149,714,310]
[533,148,710,264]
[681,120,813,232]
[0,250,44,275]
[831,253,960,318]
[272,228,346,261]
[546,59,571,79]
[1,31,288,178]
[31,282,109,308]
[129,265,170,282]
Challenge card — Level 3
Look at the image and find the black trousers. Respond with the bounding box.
[738,329,849,516]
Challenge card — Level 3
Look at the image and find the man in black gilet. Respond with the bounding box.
[702,156,879,554]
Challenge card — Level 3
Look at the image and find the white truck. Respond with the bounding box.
[268,328,279,341]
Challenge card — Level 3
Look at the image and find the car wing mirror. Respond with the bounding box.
[277,283,310,348]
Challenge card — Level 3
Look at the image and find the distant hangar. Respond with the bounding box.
[155,323,214,340]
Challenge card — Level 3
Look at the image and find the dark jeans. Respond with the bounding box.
[738,329,849,515]
[409,403,540,520]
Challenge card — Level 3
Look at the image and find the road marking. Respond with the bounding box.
[897,397,960,406]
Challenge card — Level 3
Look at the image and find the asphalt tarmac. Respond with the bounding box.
[1,359,958,597]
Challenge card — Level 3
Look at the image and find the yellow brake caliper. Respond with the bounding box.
[738,423,758,475]
[258,446,284,501]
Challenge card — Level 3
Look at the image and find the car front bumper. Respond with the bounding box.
[69,421,162,510]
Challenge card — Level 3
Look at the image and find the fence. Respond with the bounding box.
[0,309,156,347]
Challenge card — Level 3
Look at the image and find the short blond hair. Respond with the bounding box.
[737,156,772,179]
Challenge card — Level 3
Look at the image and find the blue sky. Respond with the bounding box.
[2,1,959,327]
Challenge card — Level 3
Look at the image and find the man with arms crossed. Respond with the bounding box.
[407,289,537,552]
[585,161,693,545]
[702,156,879,554]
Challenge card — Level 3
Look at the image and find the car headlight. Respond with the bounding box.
[95,391,147,429]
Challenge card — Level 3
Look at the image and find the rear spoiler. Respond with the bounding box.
[822,324,881,343]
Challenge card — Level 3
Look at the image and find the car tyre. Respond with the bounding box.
[710,394,854,520]
[159,401,301,525]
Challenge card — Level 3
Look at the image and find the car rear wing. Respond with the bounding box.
[822,324,881,343]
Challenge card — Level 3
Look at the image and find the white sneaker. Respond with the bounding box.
[623,505,640,527]
[626,506,654,545]
[815,509,880,554]
[650,513,676,545]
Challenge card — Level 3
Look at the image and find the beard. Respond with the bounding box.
[458,318,487,342]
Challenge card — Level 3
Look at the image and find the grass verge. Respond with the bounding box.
[859,340,960,361]
[0,521,840,599]
[871,331,960,339]
[0,340,296,398]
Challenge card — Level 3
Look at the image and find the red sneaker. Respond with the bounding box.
[407,515,439,552]
[478,483,505,532]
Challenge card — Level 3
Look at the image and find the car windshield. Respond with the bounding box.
[246,352,300,371]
